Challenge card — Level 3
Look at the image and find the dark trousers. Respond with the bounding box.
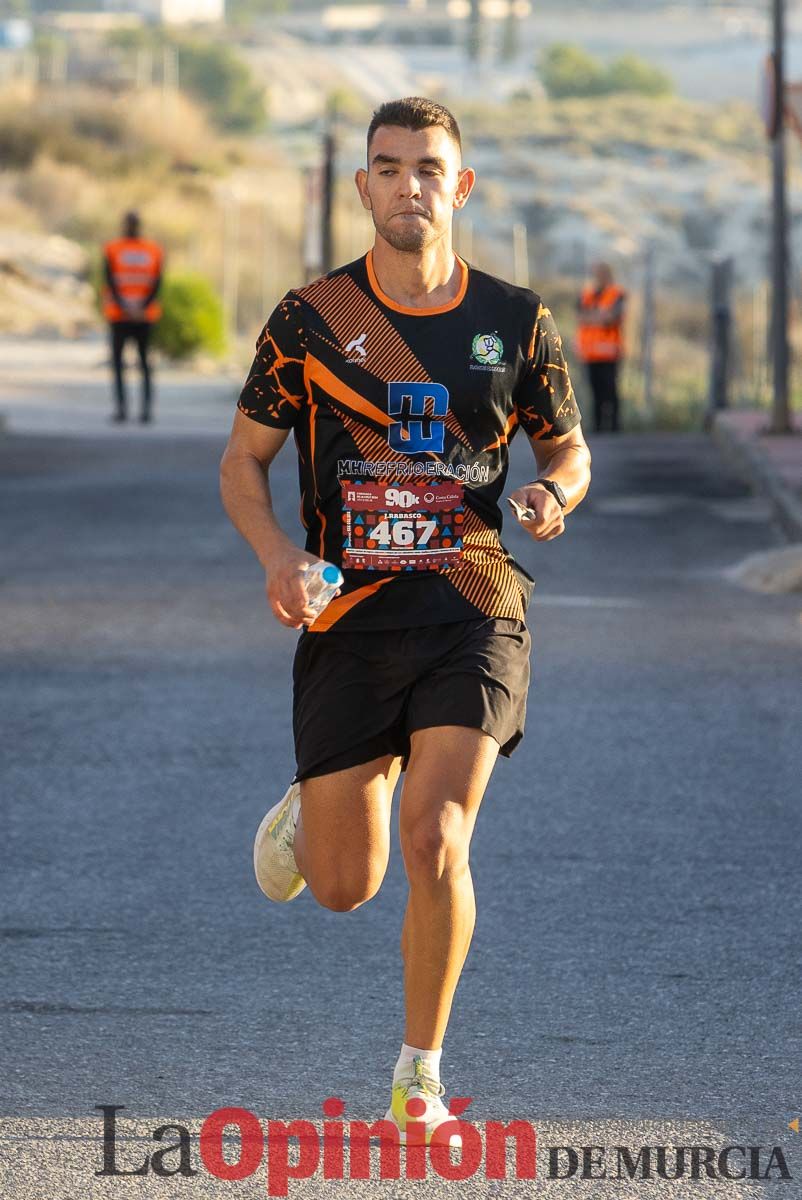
[586,360,621,433]
[110,321,154,418]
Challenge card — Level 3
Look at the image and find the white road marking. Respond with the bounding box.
[533,594,643,608]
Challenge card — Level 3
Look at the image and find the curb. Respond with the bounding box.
[710,412,802,542]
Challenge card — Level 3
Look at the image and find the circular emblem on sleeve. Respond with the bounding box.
[471,332,504,366]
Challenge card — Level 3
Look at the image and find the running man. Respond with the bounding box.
[102,210,163,424]
[220,97,591,1143]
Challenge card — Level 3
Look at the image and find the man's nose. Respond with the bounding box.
[397,173,422,198]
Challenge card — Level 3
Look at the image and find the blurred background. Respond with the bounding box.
[1,0,801,427]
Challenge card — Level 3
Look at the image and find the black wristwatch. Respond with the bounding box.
[534,479,567,509]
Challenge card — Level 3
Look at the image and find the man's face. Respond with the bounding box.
[355,124,474,253]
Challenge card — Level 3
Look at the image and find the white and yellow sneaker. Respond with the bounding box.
[384,1055,462,1147]
[253,782,306,902]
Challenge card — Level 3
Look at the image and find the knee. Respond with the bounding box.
[401,816,470,884]
[307,864,385,913]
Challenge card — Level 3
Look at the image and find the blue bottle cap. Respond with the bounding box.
[321,565,341,585]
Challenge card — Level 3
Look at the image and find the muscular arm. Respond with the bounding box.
[511,299,591,539]
[528,423,591,516]
[219,410,321,628]
[509,423,592,541]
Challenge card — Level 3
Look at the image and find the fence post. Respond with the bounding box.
[222,189,240,338]
[513,223,529,289]
[321,129,335,275]
[303,166,323,283]
[708,256,733,423]
[641,241,656,420]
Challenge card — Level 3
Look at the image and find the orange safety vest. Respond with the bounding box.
[575,284,625,363]
[102,237,164,323]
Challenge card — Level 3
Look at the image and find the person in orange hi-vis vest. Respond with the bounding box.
[575,261,626,433]
[102,211,164,424]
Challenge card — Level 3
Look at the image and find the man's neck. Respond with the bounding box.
[370,236,461,310]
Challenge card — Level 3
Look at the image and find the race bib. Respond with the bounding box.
[340,479,464,571]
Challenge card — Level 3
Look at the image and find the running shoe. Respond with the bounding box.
[384,1055,462,1147]
[253,782,306,902]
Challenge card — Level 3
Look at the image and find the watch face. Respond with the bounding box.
[539,480,566,507]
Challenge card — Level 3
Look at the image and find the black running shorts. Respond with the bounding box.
[292,617,531,782]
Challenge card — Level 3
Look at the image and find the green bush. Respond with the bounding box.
[175,39,267,133]
[151,273,226,360]
[538,44,608,99]
[539,43,674,100]
[606,54,673,98]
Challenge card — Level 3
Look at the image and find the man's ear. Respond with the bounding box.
[453,166,476,210]
[355,168,371,212]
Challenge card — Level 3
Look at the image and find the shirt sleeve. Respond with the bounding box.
[515,301,582,440]
[237,295,307,429]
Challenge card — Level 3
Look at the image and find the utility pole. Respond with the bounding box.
[769,0,791,432]
[641,241,656,420]
[709,257,733,418]
[321,128,335,275]
[512,223,529,288]
[467,0,481,63]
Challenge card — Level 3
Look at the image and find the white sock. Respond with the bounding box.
[393,1042,442,1084]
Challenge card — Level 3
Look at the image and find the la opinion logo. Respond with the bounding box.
[94,1105,795,1194]
[95,1101,538,1194]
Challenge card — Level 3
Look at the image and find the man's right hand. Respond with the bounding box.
[265,546,331,629]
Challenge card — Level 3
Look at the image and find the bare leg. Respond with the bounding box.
[293,754,403,912]
[397,727,499,1048]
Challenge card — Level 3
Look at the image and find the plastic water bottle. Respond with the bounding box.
[304,561,344,617]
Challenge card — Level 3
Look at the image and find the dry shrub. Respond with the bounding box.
[118,87,223,172]
[0,183,42,234]
[14,156,106,237]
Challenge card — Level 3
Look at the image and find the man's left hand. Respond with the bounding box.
[508,483,565,541]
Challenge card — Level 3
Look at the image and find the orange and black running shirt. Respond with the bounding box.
[237,251,582,633]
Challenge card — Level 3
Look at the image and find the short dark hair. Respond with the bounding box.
[366,97,462,158]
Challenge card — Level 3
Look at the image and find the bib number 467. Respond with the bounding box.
[368,518,437,548]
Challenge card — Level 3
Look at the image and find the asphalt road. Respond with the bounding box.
[1,414,801,1196]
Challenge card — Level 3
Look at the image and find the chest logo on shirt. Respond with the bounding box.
[387,381,449,455]
[470,332,505,371]
[344,332,368,363]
